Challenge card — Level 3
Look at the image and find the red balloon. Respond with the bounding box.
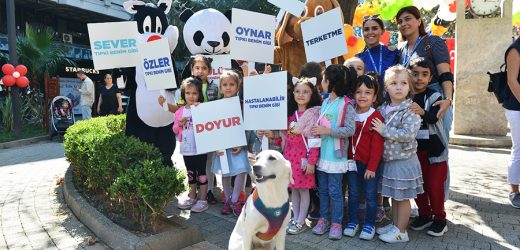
[2,64,15,75]
[347,37,358,47]
[15,65,28,76]
[2,75,16,87]
[16,76,29,88]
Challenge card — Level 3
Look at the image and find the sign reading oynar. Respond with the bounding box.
[301,8,348,63]
[231,8,275,64]
[191,96,247,154]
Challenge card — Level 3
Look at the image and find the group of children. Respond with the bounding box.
[162,54,450,244]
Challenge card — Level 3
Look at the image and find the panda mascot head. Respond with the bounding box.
[180,8,232,55]
[122,0,179,166]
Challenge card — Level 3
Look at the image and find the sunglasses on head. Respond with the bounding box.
[363,14,381,21]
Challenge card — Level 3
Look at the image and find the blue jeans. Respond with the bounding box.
[347,161,380,226]
[429,82,452,200]
[317,171,344,224]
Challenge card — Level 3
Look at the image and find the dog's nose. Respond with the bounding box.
[207,41,221,48]
[253,165,262,173]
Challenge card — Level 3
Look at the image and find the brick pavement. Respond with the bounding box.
[0,142,107,250]
[173,145,520,250]
[0,141,519,250]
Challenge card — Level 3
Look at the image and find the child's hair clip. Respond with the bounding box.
[293,77,317,86]
[292,77,300,85]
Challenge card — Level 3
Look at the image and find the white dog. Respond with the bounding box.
[229,150,293,250]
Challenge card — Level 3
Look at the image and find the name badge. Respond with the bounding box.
[416,129,430,139]
[347,160,357,172]
[308,138,321,148]
[301,158,308,170]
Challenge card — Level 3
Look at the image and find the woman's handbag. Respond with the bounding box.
[487,63,510,104]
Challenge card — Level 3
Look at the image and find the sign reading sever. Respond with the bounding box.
[243,71,288,130]
[88,21,140,70]
[301,8,348,63]
[231,8,275,64]
[138,39,176,90]
[191,96,247,154]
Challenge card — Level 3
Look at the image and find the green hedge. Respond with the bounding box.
[64,115,186,232]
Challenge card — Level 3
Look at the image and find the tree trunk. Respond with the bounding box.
[339,0,358,25]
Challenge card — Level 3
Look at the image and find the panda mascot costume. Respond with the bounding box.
[121,0,179,166]
[179,8,241,83]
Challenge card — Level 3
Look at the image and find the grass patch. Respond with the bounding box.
[0,124,47,143]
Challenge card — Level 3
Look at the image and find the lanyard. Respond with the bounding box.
[351,119,368,157]
[295,111,310,154]
[367,45,383,74]
[317,97,340,124]
[385,107,400,125]
[402,36,423,66]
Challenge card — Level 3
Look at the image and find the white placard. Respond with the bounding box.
[191,96,247,154]
[231,8,275,64]
[243,71,287,130]
[301,8,348,63]
[205,54,232,86]
[268,0,306,17]
[88,21,140,70]
[138,39,176,90]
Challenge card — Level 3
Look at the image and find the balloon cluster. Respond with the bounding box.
[1,64,30,88]
[352,0,457,36]
[353,1,380,27]
[343,24,366,60]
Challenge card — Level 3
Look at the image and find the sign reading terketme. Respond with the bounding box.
[243,71,288,130]
[191,96,247,154]
[268,0,306,17]
[231,8,275,64]
[88,21,140,70]
[138,39,176,90]
[301,8,348,63]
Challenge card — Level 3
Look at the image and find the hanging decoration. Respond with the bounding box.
[1,64,30,88]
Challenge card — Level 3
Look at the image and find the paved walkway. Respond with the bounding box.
[0,142,107,250]
[172,145,520,250]
[0,142,519,250]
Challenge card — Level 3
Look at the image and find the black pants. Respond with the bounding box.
[183,154,208,185]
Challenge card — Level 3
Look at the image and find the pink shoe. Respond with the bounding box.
[329,223,343,240]
[232,202,243,217]
[221,201,232,215]
[190,200,209,213]
[178,197,196,210]
[312,218,330,235]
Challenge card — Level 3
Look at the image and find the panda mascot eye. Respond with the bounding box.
[194,30,204,46]
[222,32,230,47]
[156,17,162,33]
[143,16,151,33]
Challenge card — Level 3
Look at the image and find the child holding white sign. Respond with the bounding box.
[284,77,322,235]
[310,64,357,240]
[173,77,209,213]
[212,70,250,216]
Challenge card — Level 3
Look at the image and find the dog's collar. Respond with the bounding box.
[251,189,290,241]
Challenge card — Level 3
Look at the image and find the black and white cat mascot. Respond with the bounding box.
[121,0,179,166]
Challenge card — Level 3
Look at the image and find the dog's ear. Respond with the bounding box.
[286,159,295,185]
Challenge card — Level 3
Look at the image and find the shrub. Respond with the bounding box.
[64,115,185,232]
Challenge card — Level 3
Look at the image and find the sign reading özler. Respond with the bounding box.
[301,8,348,63]
[138,39,176,90]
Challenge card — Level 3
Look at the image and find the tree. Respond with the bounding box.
[16,25,75,89]
[340,0,359,24]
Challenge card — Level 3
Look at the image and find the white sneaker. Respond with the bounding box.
[376,223,395,235]
[178,197,196,210]
[379,227,409,243]
[510,192,520,209]
[343,223,359,237]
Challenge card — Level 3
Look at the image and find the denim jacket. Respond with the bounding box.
[378,99,421,162]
